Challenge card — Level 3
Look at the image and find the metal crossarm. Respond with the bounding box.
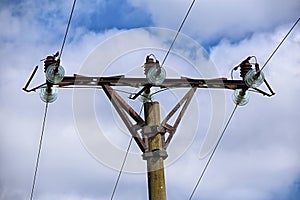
[57,75,247,90]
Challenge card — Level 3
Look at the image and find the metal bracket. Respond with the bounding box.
[142,125,166,137]
[129,84,152,100]
[142,149,168,160]
[23,66,46,92]
[262,78,275,96]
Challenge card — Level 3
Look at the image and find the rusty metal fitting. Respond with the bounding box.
[142,149,168,160]
[44,56,56,71]
[240,60,252,79]
[43,51,60,72]
[142,125,165,137]
[144,57,156,75]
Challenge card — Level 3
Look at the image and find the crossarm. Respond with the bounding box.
[58,75,246,90]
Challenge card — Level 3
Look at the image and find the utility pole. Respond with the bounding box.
[23,54,274,200]
[144,101,166,200]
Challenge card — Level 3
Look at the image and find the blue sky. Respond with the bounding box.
[74,0,152,31]
[0,0,300,200]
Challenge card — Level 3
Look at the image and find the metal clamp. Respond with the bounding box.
[142,125,165,137]
[142,149,168,160]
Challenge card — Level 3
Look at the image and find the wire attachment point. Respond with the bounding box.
[245,69,264,88]
[40,86,58,103]
[45,64,65,84]
[232,89,249,106]
[144,55,166,85]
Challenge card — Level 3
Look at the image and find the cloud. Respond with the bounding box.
[0,2,127,199]
[1,0,300,200]
[180,21,300,199]
[130,0,300,43]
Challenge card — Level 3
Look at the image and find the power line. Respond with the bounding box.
[189,104,238,200]
[161,0,196,67]
[150,88,169,97]
[58,0,77,60]
[110,105,144,200]
[186,17,297,193]
[260,17,299,71]
[30,103,49,200]
[110,137,133,200]
[29,1,77,199]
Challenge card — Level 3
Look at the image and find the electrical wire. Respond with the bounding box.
[114,88,137,95]
[150,88,169,97]
[115,88,170,101]
[188,17,299,200]
[188,104,238,200]
[110,104,144,200]
[260,17,299,72]
[30,103,49,200]
[110,137,133,200]
[161,0,196,67]
[231,56,257,80]
[29,1,77,199]
[58,0,77,60]
[140,88,170,102]
[230,68,234,80]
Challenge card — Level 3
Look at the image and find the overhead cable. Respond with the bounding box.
[260,17,299,71]
[189,104,238,200]
[29,103,49,200]
[58,0,77,60]
[110,137,133,200]
[110,105,144,200]
[29,1,77,199]
[161,0,196,67]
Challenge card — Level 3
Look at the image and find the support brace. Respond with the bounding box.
[102,84,147,152]
[161,87,197,148]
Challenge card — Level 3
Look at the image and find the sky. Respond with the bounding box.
[0,0,300,200]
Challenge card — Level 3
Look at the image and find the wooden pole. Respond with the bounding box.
[144,101,167,200]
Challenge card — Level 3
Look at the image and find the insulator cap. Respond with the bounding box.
[146,66,166,85]
[245,69,264,88]
[45,64,65,84]
[232,89,249,106]
[40,87,58,103]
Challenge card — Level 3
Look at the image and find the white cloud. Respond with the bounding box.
[130,0,300,42]
[1,1,300,200]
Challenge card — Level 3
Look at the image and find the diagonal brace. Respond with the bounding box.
[162,87,197,148]
[102,85,146,152]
